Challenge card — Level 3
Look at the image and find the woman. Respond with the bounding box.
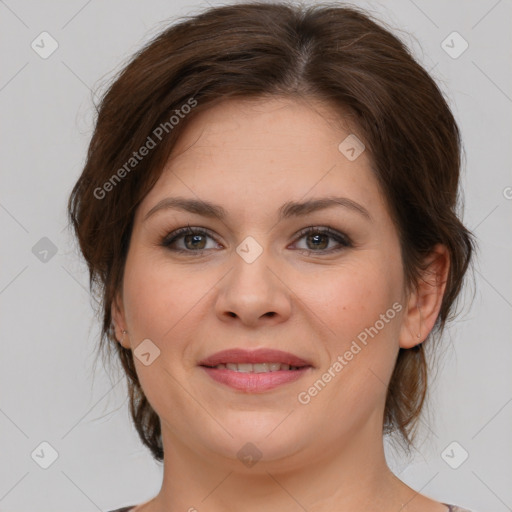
[68,2,476,511]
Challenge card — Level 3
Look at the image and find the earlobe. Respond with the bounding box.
[398,244,450,349]
[111,293,130,348]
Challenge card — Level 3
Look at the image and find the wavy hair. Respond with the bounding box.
[68,1,475,461]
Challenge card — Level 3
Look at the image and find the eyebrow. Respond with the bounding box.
[143,196,372,222]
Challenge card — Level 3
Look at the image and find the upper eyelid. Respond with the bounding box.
[295,226,349,241]
[163,225,350,249]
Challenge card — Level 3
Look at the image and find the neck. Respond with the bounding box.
[149,411,415,512]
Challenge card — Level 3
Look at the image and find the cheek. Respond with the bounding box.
[298,269,404,416]
[122,251,196,340]
[120,252,206,416]
[299,259,403,343]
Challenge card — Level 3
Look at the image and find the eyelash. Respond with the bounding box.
[160,225,352,256]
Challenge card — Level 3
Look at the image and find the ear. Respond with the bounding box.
[399,244,450,349]
[111,291,130,349]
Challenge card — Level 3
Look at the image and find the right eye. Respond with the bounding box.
[161,226,222,254]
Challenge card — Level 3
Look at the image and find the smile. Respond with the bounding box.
[210,362,303,372]
[198,348,313,392]
[200,364,312,392]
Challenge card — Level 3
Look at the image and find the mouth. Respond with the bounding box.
[198,348,313,392]
[203,362,307,372]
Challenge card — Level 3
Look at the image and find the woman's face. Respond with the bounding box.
[113,97,418,468]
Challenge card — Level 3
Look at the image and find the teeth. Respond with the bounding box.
[213,362,302,372]
[237,363,253,373]
[253,363,269,373]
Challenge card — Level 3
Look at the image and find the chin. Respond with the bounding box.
[199,419,308,465]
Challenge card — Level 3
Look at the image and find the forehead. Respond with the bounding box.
[136,96,388,223]
[171,96,353,158]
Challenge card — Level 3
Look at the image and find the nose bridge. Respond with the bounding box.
[214,235,292,325]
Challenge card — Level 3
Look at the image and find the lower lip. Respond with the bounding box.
[200,366,311,392]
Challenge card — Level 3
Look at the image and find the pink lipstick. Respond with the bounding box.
[198,348,313,392]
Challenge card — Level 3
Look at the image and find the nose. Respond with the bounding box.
[214,249,293,328]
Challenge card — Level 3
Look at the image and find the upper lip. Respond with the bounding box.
[198,348,312,367]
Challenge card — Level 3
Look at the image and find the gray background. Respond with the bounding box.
[1,0,511,511]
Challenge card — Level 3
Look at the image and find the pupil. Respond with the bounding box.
[185,234,205,250]
[308,233,327,250]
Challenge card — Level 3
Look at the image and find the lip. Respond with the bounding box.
[198,348,312,367]
[201,366,311,392]
[198,348,313,393]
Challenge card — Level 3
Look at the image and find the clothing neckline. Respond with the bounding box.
[127,501,457,512]
[129,498,152,512]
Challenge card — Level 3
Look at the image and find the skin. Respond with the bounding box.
[112,96,450,512]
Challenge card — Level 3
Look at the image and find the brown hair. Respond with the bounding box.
[68,1,475,462]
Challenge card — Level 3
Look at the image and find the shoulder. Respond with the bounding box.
[108,504,479,512]
[444,504,478,512]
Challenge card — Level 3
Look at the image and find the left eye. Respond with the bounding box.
[292,227,351,253]
[161,226,351,254]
